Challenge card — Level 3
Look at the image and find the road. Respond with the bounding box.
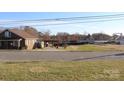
[0,51,124,62]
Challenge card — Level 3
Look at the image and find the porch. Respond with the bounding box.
[0,39,23,49]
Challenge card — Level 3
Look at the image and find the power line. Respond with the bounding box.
[8,17,124,27]
[0,13,124,25]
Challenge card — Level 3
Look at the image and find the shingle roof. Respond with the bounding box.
[0,30,4,33]
[0,29,39,39]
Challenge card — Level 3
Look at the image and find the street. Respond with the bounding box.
[0,51,124,61]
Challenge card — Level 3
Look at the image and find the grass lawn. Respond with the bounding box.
[64,44,124,51]
[0,60,124,80]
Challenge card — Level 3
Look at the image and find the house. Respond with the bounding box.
[0,28,39,49]
[115,36,124,45]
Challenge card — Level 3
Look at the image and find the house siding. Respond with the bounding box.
[25,39,37,50]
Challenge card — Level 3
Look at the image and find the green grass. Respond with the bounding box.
[64,44,124,51]
[77,44,107,51]
[0,60,124,80]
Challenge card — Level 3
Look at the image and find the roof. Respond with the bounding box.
[0,30,4,33]
[0,29,39,39]
[116,36,124,40]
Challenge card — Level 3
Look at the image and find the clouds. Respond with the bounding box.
[0,19,68,27]
[0,19,15,23]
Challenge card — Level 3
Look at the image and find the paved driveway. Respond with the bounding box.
[0,51,124,62]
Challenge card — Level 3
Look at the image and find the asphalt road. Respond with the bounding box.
[0,51,124,62]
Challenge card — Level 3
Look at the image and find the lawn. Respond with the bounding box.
[64,44,124,51]
[0,60,124,80]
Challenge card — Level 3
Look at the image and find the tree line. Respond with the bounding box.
[1,26,119,43]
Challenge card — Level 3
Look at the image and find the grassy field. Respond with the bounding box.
[64,44,124,51]
[0,60,124,80]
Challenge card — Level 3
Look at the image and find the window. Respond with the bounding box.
[4,31,11,38]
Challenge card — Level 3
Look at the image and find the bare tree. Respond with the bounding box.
[56,32,69,43]
[42,30,51,41]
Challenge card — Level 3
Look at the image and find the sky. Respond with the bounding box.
[0,12,124,35]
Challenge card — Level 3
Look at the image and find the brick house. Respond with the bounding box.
[0,28,39,49]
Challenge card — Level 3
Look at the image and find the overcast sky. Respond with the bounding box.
[0,12,124,35]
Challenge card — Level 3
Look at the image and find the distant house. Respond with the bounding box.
[115,36,124,45]
[0,28,39,49]
[94,40,109,44]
